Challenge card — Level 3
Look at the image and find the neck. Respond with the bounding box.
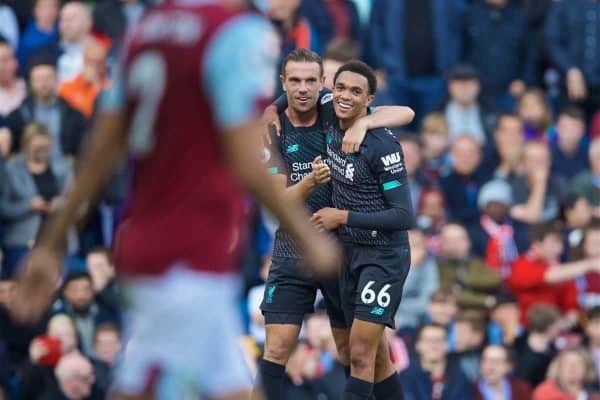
[421,357,446,379]
[37,20,55,33]
[27,159,47,174]
[528,332,550,352]
[339,109,367,131]
[562,382,583,396]
[36,95,56,106]
[452,100,475,109]
[559,141,578,156]
[486,378,505,391]
[286,106,318,127]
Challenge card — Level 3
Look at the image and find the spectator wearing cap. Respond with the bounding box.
[436,223,502,310]
[368,0,465,127]
[5,59,87,158]
[475,345,532,400]
[570,138,600,219]
[440,134,492,226]
[507,221,600,326]
[514,304,561,387]
[551,106,590,181]
[467,179,526,278]
[438,64,498,144]
[396,229,440,330]
[487,290,525,348]
[16,0,59,74]
[462,0,535,111]
[52,272,119,357]
[510,141,568,224]
[545,0,600,119]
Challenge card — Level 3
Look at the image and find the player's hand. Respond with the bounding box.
[343,118,367,154]
[261,105,281,144]
[299,232,341,278]
[311,156,330,185]
[567,68,587,101]
[11,246,62,324]
[311,207,348,231]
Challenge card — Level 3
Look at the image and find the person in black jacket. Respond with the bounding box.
[5,58,87,158]
[400,323,474,400]
[462,0,535,110]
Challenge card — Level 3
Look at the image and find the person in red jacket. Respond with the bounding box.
[507,220,600,326]
[533,347,600,400]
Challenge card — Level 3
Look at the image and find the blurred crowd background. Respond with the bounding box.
[1,0,600,399]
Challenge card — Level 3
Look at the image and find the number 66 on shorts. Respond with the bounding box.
[341,245,411,329]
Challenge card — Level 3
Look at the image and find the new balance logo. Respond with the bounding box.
[345,163,355,181]
[381,152,402,167]
[370,307,385,316]
[286,144,299,153]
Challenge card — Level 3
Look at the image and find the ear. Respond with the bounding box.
[279,74,286,91]
[365,94,375,107]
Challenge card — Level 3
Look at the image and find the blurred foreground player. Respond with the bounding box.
[11,1,340,399]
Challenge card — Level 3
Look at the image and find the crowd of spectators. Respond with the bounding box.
[0,0,599,399]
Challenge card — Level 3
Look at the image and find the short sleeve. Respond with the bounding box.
[203,14,280,131]
[97,65,125,112]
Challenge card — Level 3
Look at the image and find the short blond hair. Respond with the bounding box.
[546,347,597,385]
[21,122,51,151]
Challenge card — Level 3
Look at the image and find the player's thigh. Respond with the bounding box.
[319,275,348,332]
[331,327,350,364]
[354,249,410,329]
[260,257,317,318]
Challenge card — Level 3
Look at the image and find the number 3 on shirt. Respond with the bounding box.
[127,51,167,157]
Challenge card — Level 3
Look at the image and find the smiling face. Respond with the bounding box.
[281,60,323,115]
[333,70,374,127]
